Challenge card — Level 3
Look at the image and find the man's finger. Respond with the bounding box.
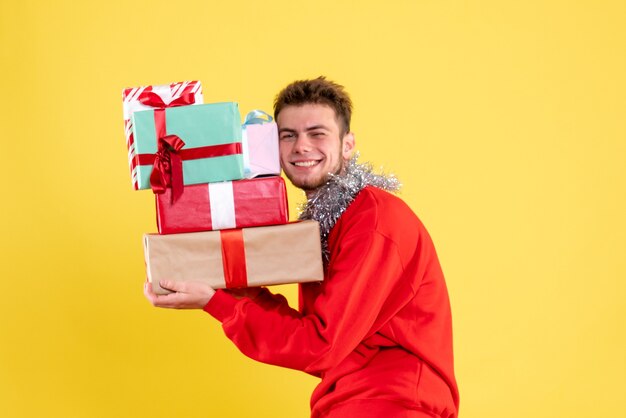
[159,280,182,292]
[144,282,176,307]
[151,291,184,308]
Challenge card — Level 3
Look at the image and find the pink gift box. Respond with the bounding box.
[242,110,281,178]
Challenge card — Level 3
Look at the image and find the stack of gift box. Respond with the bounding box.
[123,81,324,294]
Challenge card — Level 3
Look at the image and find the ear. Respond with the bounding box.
[342,132,356,160]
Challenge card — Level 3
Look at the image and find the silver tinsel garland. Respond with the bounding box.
[298,154,401,261]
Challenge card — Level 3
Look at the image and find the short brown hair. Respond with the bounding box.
[274,76,353,135]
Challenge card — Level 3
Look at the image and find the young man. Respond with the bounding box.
[144,77,459,418]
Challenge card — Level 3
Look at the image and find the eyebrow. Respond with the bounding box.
[278,125,329,133]
[305,125,329,131]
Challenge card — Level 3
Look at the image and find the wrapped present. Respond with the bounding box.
[131,102,244,199]
[144,220,324,294]
[241,110,281,178]
[122,81,204,190]
[156,176,289,234]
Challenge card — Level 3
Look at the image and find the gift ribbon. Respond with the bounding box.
[243,109,273,125]
[208,182,237,230]
[220,229,248,288]
[134,143,243,170]
[148,108,184,201]
[137,90,196,108]
[149,133,185,202]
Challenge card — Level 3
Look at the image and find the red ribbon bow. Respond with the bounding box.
[136,90,195,202]
[138,90,196,108]
[149,134,186,202]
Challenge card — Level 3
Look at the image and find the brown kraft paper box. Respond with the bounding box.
[144,220,324,294]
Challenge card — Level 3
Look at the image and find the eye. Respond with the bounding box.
[279,133,296,141]
[311,131,326,138]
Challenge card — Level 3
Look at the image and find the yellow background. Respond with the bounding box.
[1,0,624,417]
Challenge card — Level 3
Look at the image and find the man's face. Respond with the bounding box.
[277,104,355,194]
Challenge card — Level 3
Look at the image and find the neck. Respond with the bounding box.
[298,154,401,261]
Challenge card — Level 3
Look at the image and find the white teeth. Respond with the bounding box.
[294,161,318,167]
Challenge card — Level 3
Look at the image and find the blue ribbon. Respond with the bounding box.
[243,109,273,126]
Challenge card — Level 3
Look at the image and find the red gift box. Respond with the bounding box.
[156,176,289,234]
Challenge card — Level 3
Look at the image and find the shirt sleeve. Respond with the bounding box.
[203,229,409,375]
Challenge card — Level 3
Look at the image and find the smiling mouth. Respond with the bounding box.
[292,160,320,167]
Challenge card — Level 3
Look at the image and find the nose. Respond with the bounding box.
[292,134,312,154]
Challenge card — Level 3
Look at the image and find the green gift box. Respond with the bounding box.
[130,102,244,190]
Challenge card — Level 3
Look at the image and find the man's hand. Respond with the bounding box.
[143,280,215,309]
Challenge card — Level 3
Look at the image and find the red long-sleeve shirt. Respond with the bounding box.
[205,186,459,418]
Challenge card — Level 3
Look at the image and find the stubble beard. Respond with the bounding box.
[286,142,345,194]
[292,160,345,193]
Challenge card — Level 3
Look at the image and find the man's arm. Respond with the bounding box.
[203,229,413,374]
[144,281,294,315]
